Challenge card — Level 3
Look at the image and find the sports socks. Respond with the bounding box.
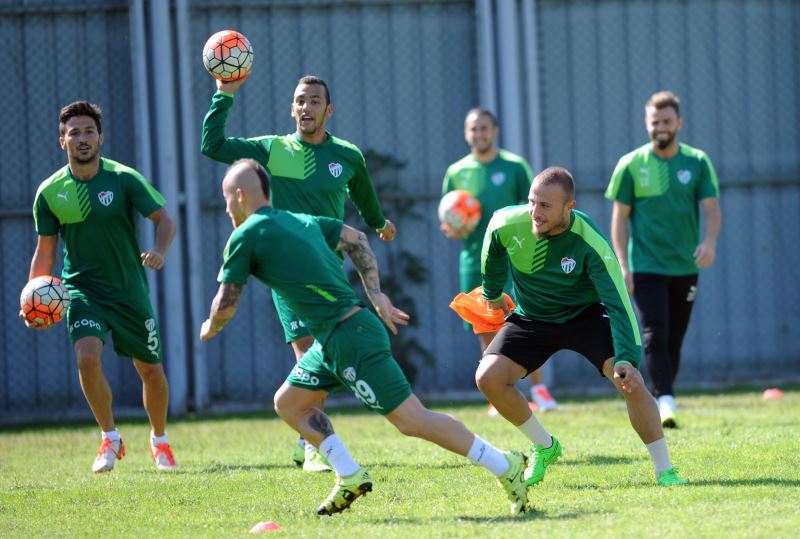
[517,413,552,447]
[319,434,360,477]
[466,435,510,477]
[150,431,168,447]
[102,429,121,442]
[646,437,672,476]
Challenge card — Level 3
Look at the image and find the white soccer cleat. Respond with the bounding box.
[531,384,559,412]
[92,437,125,473]
[150,442,178,470]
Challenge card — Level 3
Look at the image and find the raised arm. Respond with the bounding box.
[335,224,408,334]
[200,282,245,341]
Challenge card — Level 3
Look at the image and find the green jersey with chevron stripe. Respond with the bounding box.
[442,150,532,290]
[33,158,165,301]
[605,142,720,275]
[481,207,641,366]
[201,92,386,229]
[217,209,359,345]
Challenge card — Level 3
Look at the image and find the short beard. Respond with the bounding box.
[73,150,99,165]
[653,133,675,150]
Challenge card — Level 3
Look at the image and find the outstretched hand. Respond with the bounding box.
[216,73,249,94]
[372,293,410,335]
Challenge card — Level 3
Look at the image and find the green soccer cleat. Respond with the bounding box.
[292,440,305,467]
[524,435,562,487]
[316,468,373,515]
[657,467,688,486]
[497,451,528,515]
[303,446,333,473]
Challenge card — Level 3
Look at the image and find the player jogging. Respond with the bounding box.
[23,101,178,473]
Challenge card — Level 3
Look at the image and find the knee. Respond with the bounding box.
[273,386,296,419]
[75,350,102,373]
[475,366,502,395]
[392,416,423,438]
[138,365,167,386]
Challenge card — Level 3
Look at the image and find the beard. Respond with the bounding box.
[652,132,676,150]
[72,146,99,164]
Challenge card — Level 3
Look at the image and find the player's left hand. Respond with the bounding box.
[18,309,52,330]
[613,363,642,393]
[377,220,397,241]
[199,319,218,341]
[141,250,165,270]
[486,297,510,315]
[372,292,410,335]
[694,241,716,269]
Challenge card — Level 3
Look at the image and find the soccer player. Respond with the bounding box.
[475,166,687,487]
[200,159,529,515]
[605,91,721,428]
[441,108,558,414]
[22,101,178,473]
[201,74,396,470]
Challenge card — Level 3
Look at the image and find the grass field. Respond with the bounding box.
[1,388,798,538]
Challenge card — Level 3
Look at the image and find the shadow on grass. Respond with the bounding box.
[683,478,800,488]
[372,507,603,525]
[562,454,642,466]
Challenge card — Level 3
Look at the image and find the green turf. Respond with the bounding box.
[1,389,798,538]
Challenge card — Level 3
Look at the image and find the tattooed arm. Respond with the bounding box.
[336,224,410,334]
[200,282,244,341]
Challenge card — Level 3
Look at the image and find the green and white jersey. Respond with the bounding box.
[605,142,720,275]
[33,158,165,302]
[442,150,532,276]
[201,92,386,229]
[217,208,360,345]
[481,206,641,366]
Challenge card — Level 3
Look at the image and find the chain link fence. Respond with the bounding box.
[1,0,798,423]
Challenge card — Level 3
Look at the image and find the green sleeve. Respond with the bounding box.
[605,160,635,204]
[315,216,345,250]
[441,170,454,196]
[217,229,252,285]
[698,153,720,199]
[127,169,165,217]
[585,246,642,368]
[33,192,60,236]
[345,149,386,230]
[200,92,270,165]
[480,227,509,301]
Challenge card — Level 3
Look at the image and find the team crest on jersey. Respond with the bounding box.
[342,367,356,382]
[145,318,156,332]
[560,257,576,274]
[98,191,114,206]
[491,172,506,186]
[328,162,343,178]
[677,169,692,184]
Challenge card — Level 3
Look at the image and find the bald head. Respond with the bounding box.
[222,159,271,228]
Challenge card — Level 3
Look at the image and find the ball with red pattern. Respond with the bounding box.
[20,276,70,327]
[202,30,254,82]
[438,190,482,235]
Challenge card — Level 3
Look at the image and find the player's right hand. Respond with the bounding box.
[372,293,410,335]
[486,297,510,315]
[622,269,634,295]
[440,222,470,240]
[217,73,249,94]
[19,309,52,330]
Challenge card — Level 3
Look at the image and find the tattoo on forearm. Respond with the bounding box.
[308,410,335,437]
[218,283,243,310]
[340,230,381,297]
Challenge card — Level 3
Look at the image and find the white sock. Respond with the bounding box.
[517,414,552,447]
[150,431,168,447]
[658,395,677,411]
[319,434,360,477]
[102,429,121,442]
[305,443,317,453]
[646,438,672,476]
[466,435,509,477]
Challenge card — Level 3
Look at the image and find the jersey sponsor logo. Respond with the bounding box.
[342,367,356,382]
[328,162,343,178]
[491,172,506,186]
[291,365,320,386]
[677,169,692,184]
[560,257,576,274]
[98,191,114,206]
[144,318,159,357]
[72,319,102,331]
